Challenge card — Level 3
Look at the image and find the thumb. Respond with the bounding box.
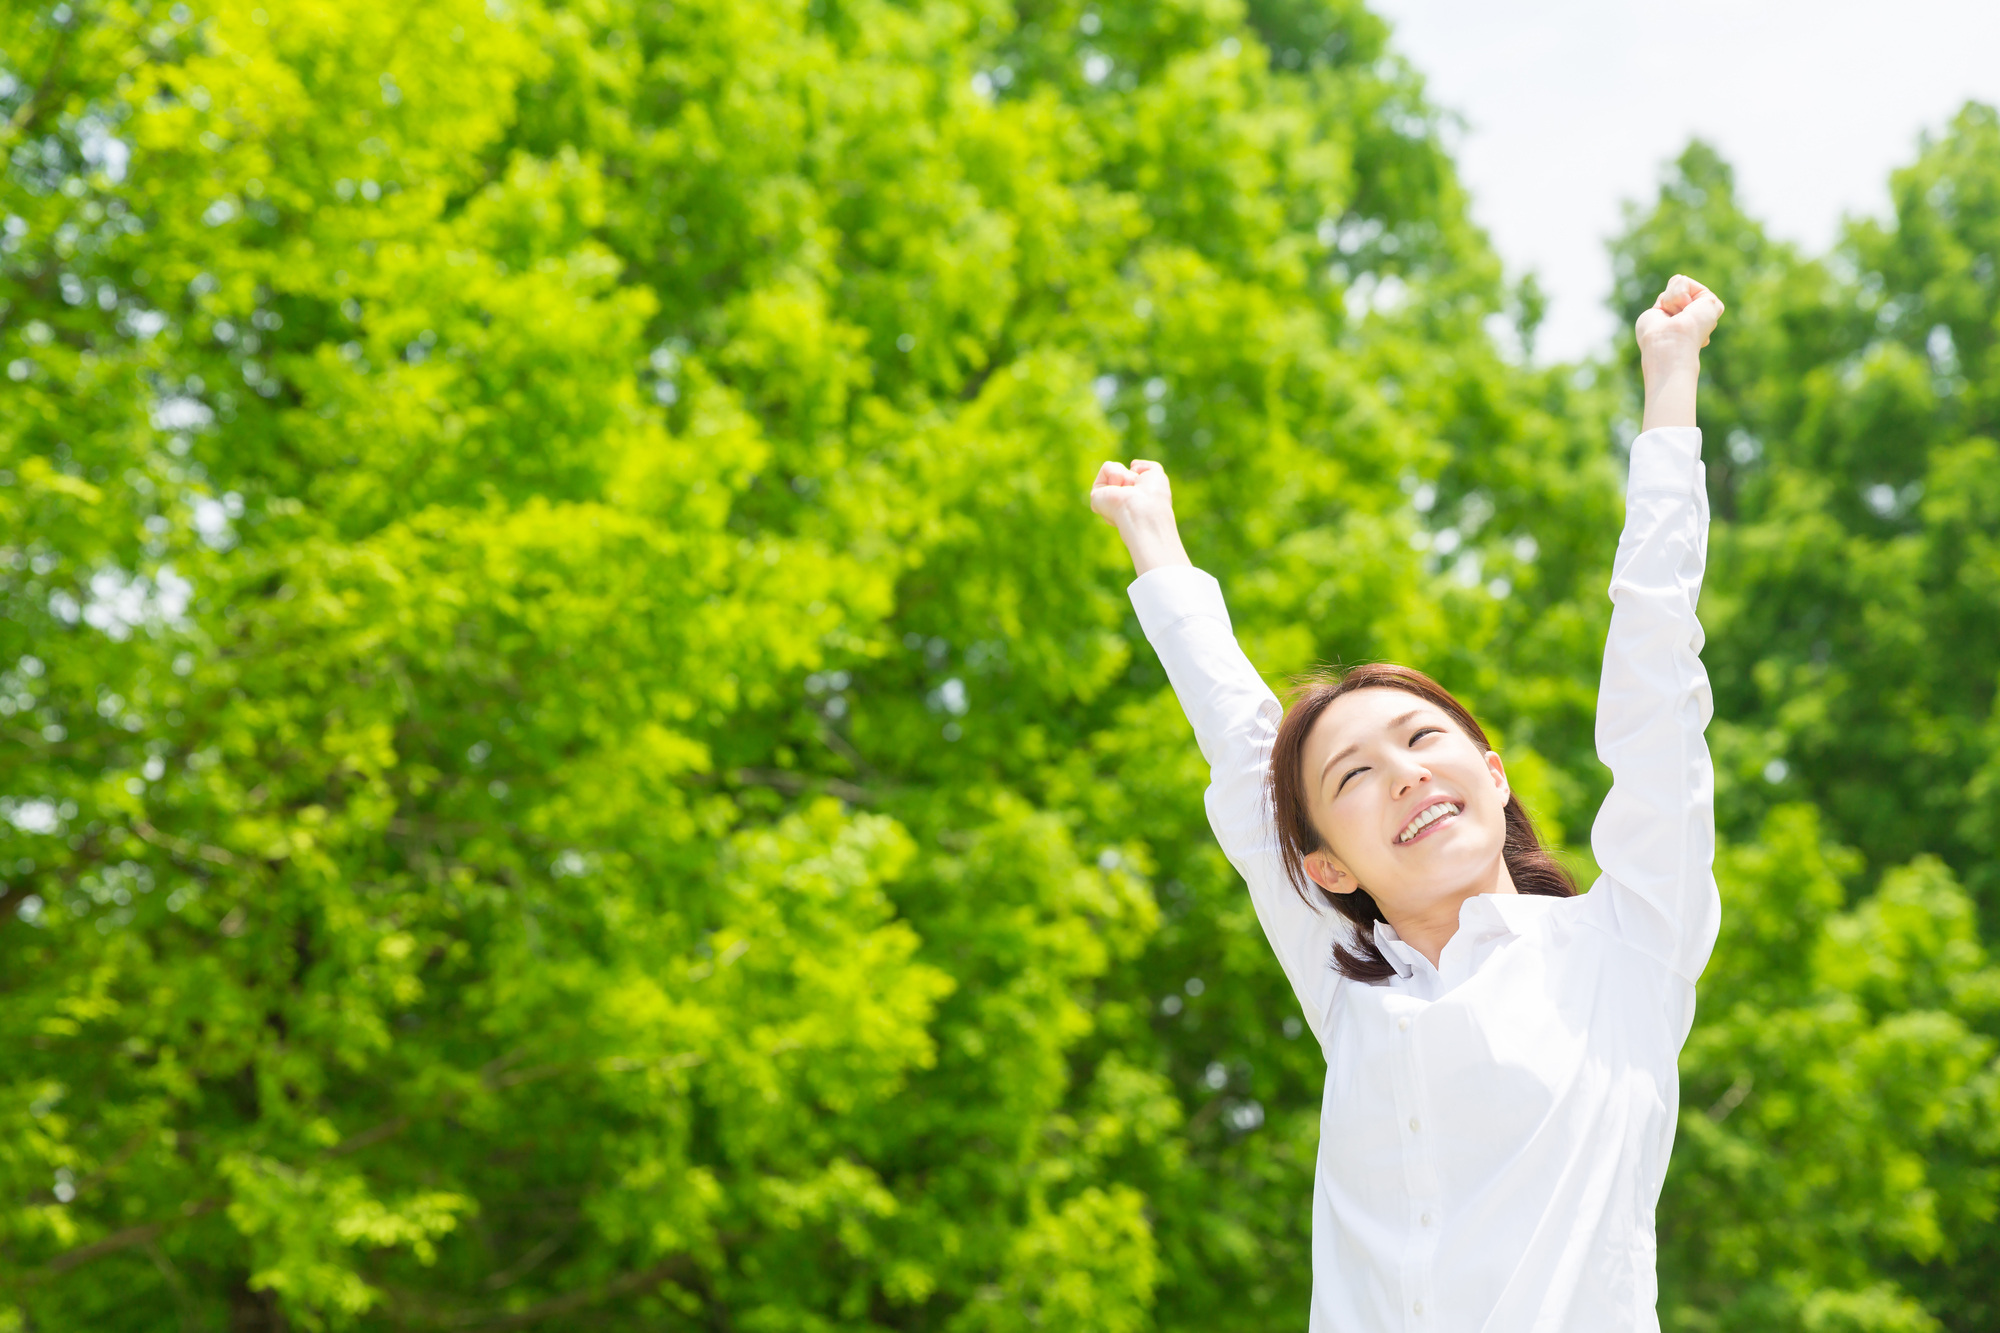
[1692,292,1726,345]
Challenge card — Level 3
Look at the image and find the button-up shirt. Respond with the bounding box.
[1128,427,1719,1332]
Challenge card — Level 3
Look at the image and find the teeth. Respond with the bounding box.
[1398,802,1461,843]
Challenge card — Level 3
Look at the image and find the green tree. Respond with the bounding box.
[9,0,1993,1329]
[1614,120,2000,1332]
[0,0,1621,1326]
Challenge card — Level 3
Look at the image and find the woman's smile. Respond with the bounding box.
[1396,798,1464,845]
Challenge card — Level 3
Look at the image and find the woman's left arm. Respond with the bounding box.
[1589,276,1727,984]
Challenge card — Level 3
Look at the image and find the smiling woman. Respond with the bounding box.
[1088,273,1729,1331]
[1267,662,1578,981]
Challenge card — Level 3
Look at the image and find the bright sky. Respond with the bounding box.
[1368,0,2000,362]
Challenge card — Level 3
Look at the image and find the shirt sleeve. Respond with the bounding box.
[1588,426,1721,984]
[1129,565,1344,1036]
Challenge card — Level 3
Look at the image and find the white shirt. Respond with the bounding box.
[1129,428,1719,1332]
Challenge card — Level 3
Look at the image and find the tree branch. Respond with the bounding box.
[70,1126,152,1199]
[733,767,872,804]
[131,818,236,866]
[326,1044,577,1156]
[45,1197,224,1274]
[327,1115,410,1157]
[480,1217,581,1291]
[5,11,77,140]
[466,1254,693,1330]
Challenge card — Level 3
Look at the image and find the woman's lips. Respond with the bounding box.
[1396,800,1463,846]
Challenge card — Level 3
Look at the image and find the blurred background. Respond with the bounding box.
[2,1,1996,1329]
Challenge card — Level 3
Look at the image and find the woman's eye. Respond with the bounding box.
[1409,728,1442,746]
[1338,766,1368,793]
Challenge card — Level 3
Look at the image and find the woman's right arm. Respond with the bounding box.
[1589,277,1727,985]
[1092,462,1343,1034]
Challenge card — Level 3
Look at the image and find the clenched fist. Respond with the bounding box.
[1089,458,1192,577]
[1634,274,1725,432]
[1635,273,1725,364]
[1090,458,1173,527]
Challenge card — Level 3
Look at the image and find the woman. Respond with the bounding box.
[1089,275,1726,1330]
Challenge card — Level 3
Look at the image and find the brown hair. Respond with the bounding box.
[1268,663,1577,982]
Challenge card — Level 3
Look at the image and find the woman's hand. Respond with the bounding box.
[1634,274,1725,432]
[1090,458,1193,577]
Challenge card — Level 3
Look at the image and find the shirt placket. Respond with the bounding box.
[1388,1004,1441,1330]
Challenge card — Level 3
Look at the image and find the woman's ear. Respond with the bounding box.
[1303,850,1357,895]
[1485,750,1511,804]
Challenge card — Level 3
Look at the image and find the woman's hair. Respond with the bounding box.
[1268,663,1577,982]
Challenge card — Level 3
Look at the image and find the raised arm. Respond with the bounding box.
[1092,461,1343,1033]
[1590,277,1725,983]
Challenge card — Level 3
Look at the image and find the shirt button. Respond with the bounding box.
[1413,1300,1425,1315]
[1421,1211,1434,1225]
[1397,1017,1410,1032]
[1409,1117,1421,1131]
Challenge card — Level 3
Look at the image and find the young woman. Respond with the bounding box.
[1089,275,1726,1331]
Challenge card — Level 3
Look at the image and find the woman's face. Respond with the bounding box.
[1296,687,1514,916]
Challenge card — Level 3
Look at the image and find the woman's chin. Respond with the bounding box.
[1389,834,1505,888]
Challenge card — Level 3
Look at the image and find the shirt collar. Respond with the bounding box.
[1463,890,1560,938]
[1371,919,1424,978]
[1371,892,1555,981]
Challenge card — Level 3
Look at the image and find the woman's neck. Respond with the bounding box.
[1384,858,1518,969]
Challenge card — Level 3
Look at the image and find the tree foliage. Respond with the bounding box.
[1615,127,2000,1333]
[1,0,1995,1329]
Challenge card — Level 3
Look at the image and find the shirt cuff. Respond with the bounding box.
[1128,565,1231,642]
[1627,427,1704,497]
